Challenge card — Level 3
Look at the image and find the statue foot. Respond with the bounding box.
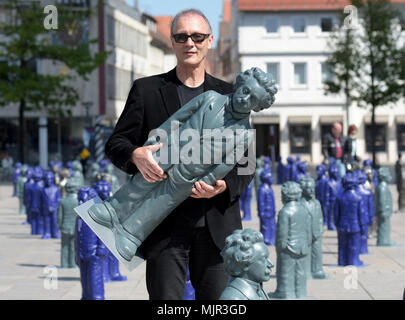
[115,232,141,262]
[88,202,114,228]
[42,234,51,239]
[312,272,327,279]
[111,274,127,281]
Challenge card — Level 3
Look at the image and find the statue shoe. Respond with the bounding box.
[115,231,141,262]
[88,202,114,229]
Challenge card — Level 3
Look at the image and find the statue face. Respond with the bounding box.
[232,74,267,114]
[301,181,315,199]
[245,243,273,283]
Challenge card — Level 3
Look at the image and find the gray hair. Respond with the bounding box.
[170,8,212,36]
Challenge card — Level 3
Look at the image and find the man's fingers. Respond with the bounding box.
[198,181,215,192]
[148,143,163,153]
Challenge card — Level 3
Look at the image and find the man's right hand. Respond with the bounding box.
[131,144,167,183]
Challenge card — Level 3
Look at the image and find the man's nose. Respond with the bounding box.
[185,37,195,46]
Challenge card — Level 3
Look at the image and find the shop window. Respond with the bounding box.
[365,124,387,152]
[265,17,279,34]
[397,124,405,152]
[290,124,311,154]
[321,17,333,32]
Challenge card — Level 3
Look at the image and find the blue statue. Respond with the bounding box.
[75,186,108,300]
[28,168,45,235]
[276,156,284,185]
[84,67,277,264]
[41,171,61,239]
[183,268,195,300]
[263,156,271,172]
[376,167,394,246]
[94,180,127,282]
[219,229,273,300]
[299,177,327,279]
[324,164,342,230]
[65,161,73,177]
[12,162,22,197]
[284,157,297,182]
[272,181,311,299]
[98,159,110,173]
[257,169,276,245]
[356,170,375,254]
[23,167,34,225]
[315,164,328,226]
[58,178,81,268]
[296,162,308,182]
[240,182,253,221]
[334,173,368,266]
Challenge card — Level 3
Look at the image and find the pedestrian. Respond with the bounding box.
[343,124,359,168]
[100,9,255,300]
[322,122,345,178]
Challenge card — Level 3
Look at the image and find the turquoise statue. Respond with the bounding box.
[16,165,29,216]
[376,167,394,246]
[89,162,101,185]
[72,160,85,187]
[77,67,278,267]
[271,181,311,299]
[57,178,81,268]
[219,229,273,300]
[104,164,120,194]
[299,177,327,279]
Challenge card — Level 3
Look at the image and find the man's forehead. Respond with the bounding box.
[173,13,210,32]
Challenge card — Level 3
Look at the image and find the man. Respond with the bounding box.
[103,9,253,300]
[322,122,344,161]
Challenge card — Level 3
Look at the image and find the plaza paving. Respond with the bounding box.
[0,182,404,300]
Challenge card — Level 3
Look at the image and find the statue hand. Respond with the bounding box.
[131,144,167,183]
[190,180,227,199]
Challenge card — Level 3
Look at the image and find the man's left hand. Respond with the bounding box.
[190,180,227,199]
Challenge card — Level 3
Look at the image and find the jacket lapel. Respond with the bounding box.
[160,68,181,117]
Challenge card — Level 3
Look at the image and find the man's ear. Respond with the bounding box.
[207,34,214,49]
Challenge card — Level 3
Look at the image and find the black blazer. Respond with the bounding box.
[322,132,344,160]
[105,68,253,251]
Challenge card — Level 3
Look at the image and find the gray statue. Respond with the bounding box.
[57,178,81,268]
[219,229,273,300]
[72,160,85,187]
[16,165,29,215]
[58,168,71,198]
[299,177,327,280]
[376,167,394,246]
[104,164,120,194]
[271,181,311,299]
[89,162,101,185]
[80,67,277,265]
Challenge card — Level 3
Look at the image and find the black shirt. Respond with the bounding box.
[175,79,206,227]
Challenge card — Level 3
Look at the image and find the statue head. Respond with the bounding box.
[232,67,277,114]
[342,173,357,190]
[60,168,71,180]
[316,164,326,177]
[221,229,273,284]
[287,156,294,164]
[15,162,22,169]
[363,159,373,168]
[104,163,115,175]
[33,167,43,182]
[26,168,33,180]
[260,169,273,185]
[44,171,55,187]
[377,167,392,183]
[281,181,302,204]
[263,156,271,166]
[93,180,111,201]
[66,161,73,169]
[256,158,263,170]
[51,164,60,175]
[356,170,368,185]
[297,161,307,173]
[65,178,82,194]
[328,164,339,180]
[78,187,98,205]
[20,165,29,177]
[299,177,315,200]
[72,160,83,172]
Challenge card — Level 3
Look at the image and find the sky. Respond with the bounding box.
[126,0,225,47]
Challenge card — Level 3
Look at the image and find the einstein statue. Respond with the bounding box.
[219,229,273,300]
[76,68,277,268]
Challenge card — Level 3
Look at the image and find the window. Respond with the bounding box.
[267,63,280,84]
[397,124,405,152]
[321,17,333,32]
[321,62,333,84]
[365,124,387,152]
[293,63,306,85]
[290,124,311,154]
[292,17,306,33]
[265,18,279,33]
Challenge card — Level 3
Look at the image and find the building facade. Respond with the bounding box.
[228,0,405,165]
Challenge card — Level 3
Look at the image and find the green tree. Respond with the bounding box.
[0,0,108,163]
[325,0,404,167]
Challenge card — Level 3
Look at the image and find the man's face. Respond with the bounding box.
[233,72,267,114]
[245,243,273,283]
[332,123,342,138]
[171,13,213,68]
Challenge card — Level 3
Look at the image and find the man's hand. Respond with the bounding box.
[131,144,167,183]
[190,180,227,199]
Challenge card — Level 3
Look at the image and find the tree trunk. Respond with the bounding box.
[18,99,26,164]
[371,104,376,168]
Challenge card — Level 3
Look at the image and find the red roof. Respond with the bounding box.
[154,15,172,43]
[237,0,405,11]
[223,0,232,22]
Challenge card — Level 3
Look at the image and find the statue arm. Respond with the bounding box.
[276,210,288,250]
[368,195,375,224]
[57,204,63,230]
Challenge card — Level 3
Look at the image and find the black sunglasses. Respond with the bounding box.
[172,33,210,43]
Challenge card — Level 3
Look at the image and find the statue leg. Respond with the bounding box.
[377,216,392,246]
[79,260,89,300]
[103,251,111,283]
[60,233,69,267]
[304,245,312,280]
[273,250,296,299]
[42,214,51,239]
[87,257,105,300]
[109,253,127,281]
[327,205,336,230]
[338,231,347,266]
[69,235,77,268]
[347,232,362,266]
[30,210,38,235]
[50,211,60,239]
[295,255,307,298]
[359,228,369,254]
[311,237,326,279]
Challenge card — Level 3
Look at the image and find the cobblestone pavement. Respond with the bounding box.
[0,183,404,300]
